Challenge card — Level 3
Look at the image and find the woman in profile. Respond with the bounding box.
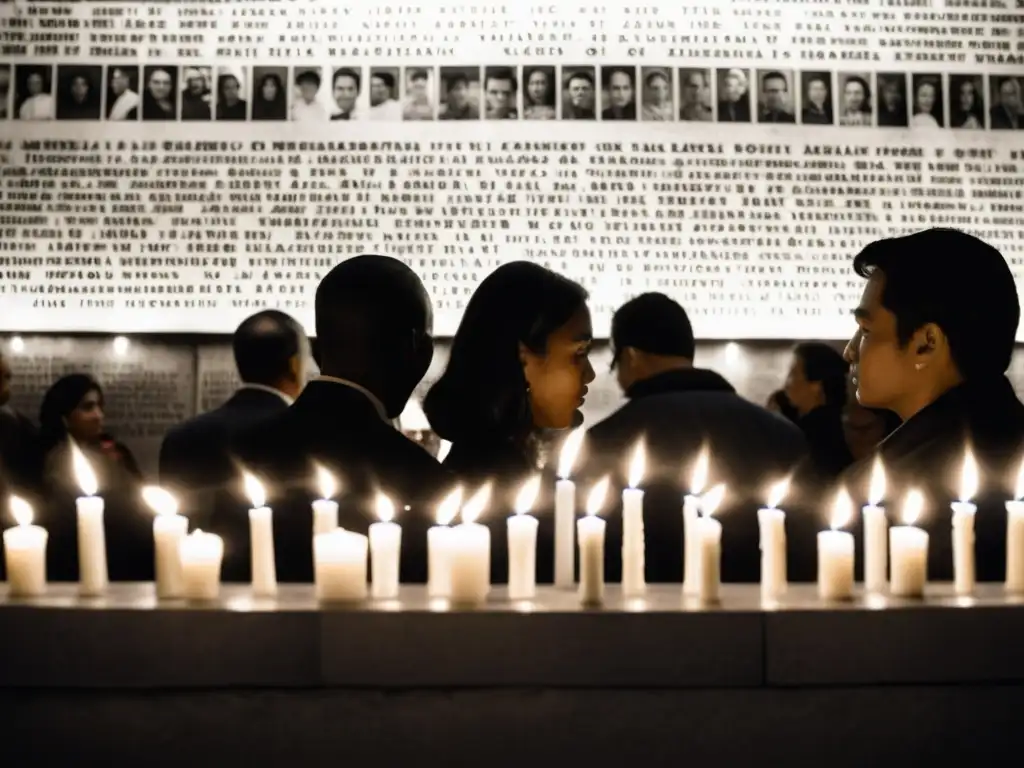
[252,71,287,120]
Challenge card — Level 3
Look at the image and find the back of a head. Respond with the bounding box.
[424,261,588,443]
[853,228,1019,378]
[612,292,695,360]
[794,342,849,407]
[232,310,304,387]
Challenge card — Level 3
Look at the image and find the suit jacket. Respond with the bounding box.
[159,387,289,526]
[583,368,810,583]
[717,98,751,122]
[228,381,455,583]
[0,407,42,500]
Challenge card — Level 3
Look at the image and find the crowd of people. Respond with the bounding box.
[1,227,1022,587]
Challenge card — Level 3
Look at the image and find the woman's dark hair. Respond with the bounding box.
[845,75,871,112]
[39,373,103,455]
[424,262,588,448]
[793,342,849,408]
[523,67,554,106]
[253,73,285,119]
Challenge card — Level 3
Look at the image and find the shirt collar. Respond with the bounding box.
[312,375,389,422]
[238,383,294,406]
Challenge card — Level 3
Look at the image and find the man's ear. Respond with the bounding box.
[912,323,943,358]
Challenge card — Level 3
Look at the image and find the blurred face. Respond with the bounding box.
[111,69,129,95]
[66,388,104,442]
[148,70,172,100]
[486,77,513,114]
[521,306,596,430]
[0,356,11,406]
[647,74,669,105]
[843,404,890,461]
[608,71,633,108]
[568,75,593,109]
[807,79,827,107]
[843,80,865,111]
[409,75,427,97]
[783,354,821,416]
[882,82,899,109]
[723,74,743,101]
[1000,80,1021,111]
[70,75,88,103]
[763,76,787,110]
[187,74,204,94]
[447,79,468,109]
[27,73,43,95]
[333,74,357,111]
[370,75,390,106]
[916,82,936,113]
[682,73,704,105]
[222,76,240,104]
[527,70,548,104]
[261,77,279,102]
[959,81,975,111]
[298,80,318,103]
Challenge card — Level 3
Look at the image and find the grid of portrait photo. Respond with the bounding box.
[0,63,1022,130]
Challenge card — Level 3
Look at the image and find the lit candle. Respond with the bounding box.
[682,446,709,596]
[758,477,789,601]
[817,487,855,600]
[142,486,187,599]
[508,474,541,600]
[178,529,224,601]
[449,484,492,606]
[695,483,726,605]
[314,529,368,602]
[3,496,47,597]
[370,493,402,599]
[311,464,339,536]
[427,487,462,598]
[437,439,452,463]
[244,472,277,598]
[951,449,978,596]
[555,427,584,588]
[890,488,929,598]
[578,475,609,607]
[1005,458,1024,594]
[71,443,107,596]
[862,457,888,593]
[621,440,647,598]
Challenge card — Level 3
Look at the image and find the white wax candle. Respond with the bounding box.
[757,507,787,600]
[507,513,538,600]
[448,522,491,606]
[889,526,929,597]
[427,525,455,598]
[622,487,646,597]
[862,504,888,592]
[312,499,338,536]
[153,513,187,599]
[179,529,224,601]
[3,498,47,597]
[951,501,976,596]
[554,478,575,587]
[314,529,368,602]
[1006,500,1024,594]
[817,530,855,600]
[76,495,108,596]
[682,494,700,595]
[249,506,277,597]
[577,515,606,606]
[696,516,722,604]
[369,521,402,599]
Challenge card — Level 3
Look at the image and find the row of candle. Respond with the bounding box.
[4,437,1024,604]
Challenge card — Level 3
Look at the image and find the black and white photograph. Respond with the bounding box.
[330,67,361,120]
[402,67,435,120]
[367,67,401,120]
[521,66,555,120]
[989,76,1022,130]
[180,67,212,121]
[800,71,833,125]
[105,65,139,120]
[561,66,596,120]
[949,74,985,130]
[838,72,872,126]
[678,68,713,121]
[640,67,672,121]
[55,65,101,120]
[0,64,12,120]
[601,66,637,120]
[251,66,287,121]
[15,64,54,120]
[483,66,517,119]
[756,69,795,123]
[439,66,479,120]
[291,67,328,122]
[215,67,247,121]
[716,68,751,122]
[141,66,177,121]
[876,73,907,127]
[910,73,944,128]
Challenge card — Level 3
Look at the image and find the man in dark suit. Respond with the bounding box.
[230,255,454,583]
[159,310,309,526]
[0,351,42,503]
[584,294,809,583]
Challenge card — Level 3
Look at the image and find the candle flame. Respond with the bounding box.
[766,477,789,509]
[689,446,709,495]
[462,483,491,524]
[243,472,266,509]
[585,475,610,517]
[436,486,463,526]
[9,495,32,527]
[902,488,924,526]
[1016,457,1024,502]
[557,427,585,479]
[71,442,98,497]
[830,487,853,530]
[514,474,541,516]
[316,464,336,500]
[376,492,396,523]
[141,486,178,517]
[868,456,886,506]
[437,439,452,463]
[959,449,978,504]
[701,483,726,517]
[627,440,646,489]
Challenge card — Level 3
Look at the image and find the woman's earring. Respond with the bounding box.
[914,362,925,371]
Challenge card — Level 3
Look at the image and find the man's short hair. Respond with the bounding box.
[611,293,695,367]
[333,67,361,91]
[485,67,517,91]
[372,71,395,90]
[408,69,429,83]
[602,67,635,88]
[445,73,469,92]
[233,310,303,386]
[295,69,321,89]
[762,71,787,90]
[852,228,1019,378]
[565,70,594,89]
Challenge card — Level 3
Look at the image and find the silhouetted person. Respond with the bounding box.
[233,255,453,583]
[841,228,1024,582]
[784,342,854,480]
[583,294,809,583]
[0,352,42,503]
[766,389,799,423]
[425,262,596,583]
[160,311,308,527]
